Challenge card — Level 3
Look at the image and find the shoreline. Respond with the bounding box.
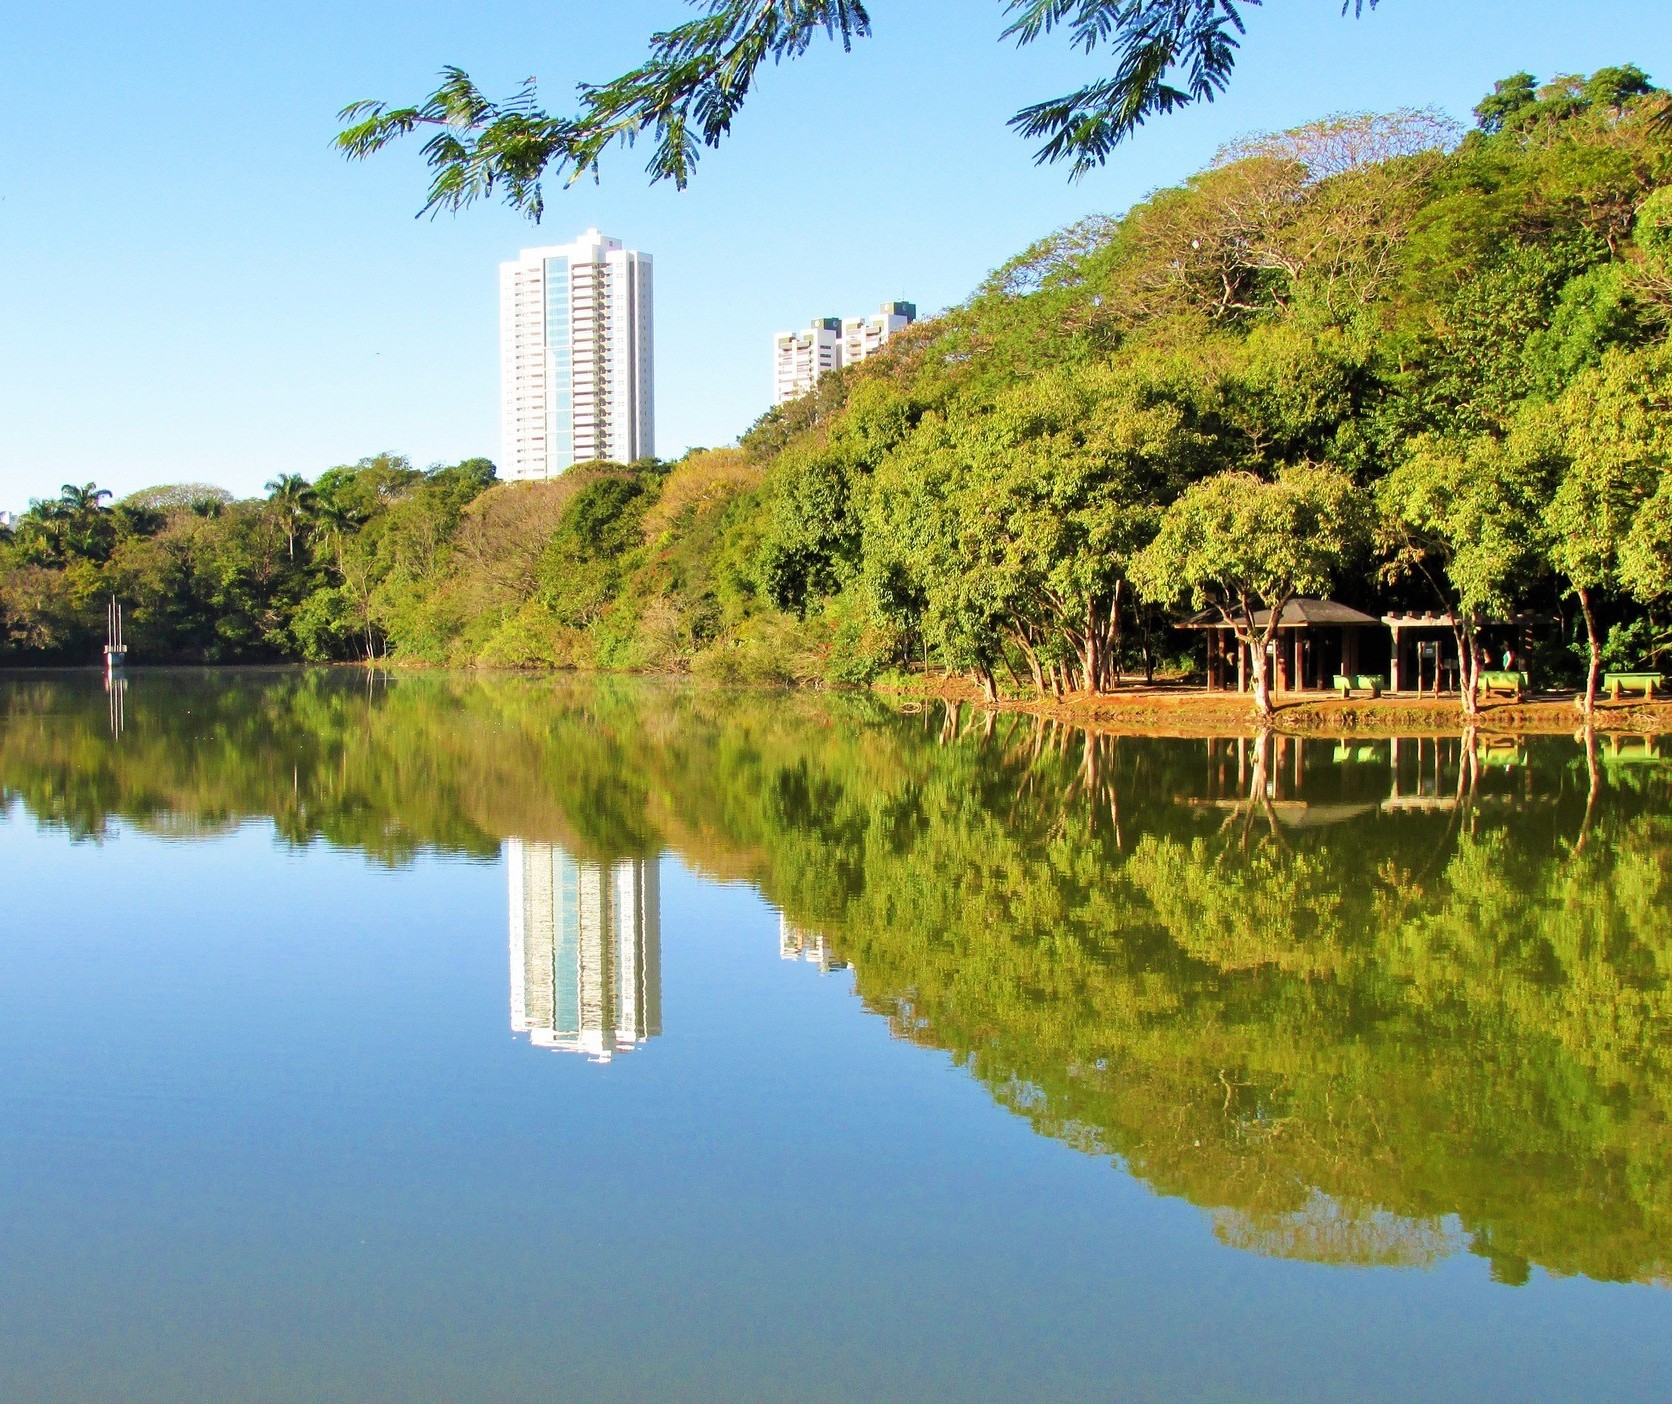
[879,679,1672,737]
[11,663,1670,739]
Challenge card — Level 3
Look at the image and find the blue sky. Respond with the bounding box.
[0,0,1665,507]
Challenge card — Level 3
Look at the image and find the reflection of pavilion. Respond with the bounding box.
[508,839,662,1061]
[1194,734,1498,825]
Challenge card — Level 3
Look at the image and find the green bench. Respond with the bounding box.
[1332,673,1385,699]
[1476,670,1529,701]
[1603,671,1664,700]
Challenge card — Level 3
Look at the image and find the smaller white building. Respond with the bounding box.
[778,912,849,975]
[771,301,916,407]
[773,318,843,406]
[842,301,916,369]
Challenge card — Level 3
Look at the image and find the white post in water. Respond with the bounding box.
[104,597,126,676]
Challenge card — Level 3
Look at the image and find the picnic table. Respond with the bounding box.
[1603,671,1663,700]
[1476,670,1529,701]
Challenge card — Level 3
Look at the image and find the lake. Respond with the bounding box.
[1,669,1669,1402]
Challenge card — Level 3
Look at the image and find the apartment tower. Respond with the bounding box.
[770,301,915,406]
[500,230,654,480]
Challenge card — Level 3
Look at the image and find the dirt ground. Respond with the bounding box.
[878,679,1672,737]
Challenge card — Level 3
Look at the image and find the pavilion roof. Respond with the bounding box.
[1180,597,1382,630]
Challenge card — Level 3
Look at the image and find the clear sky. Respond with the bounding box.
[0,0,1666,508]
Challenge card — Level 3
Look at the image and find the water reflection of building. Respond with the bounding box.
[508,838,662,1061]
[779,913,849,974]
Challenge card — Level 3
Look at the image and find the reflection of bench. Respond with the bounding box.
[1598,734,1667,766]
[1476,736,1524,768]
[1476,670,1528,701]
[1332,742,1383,764]
[1332,673,1385,698]
[1604,671,1663,700]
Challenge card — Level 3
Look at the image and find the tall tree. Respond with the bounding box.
[265,473,318,561]
[1376,438,1546,716]
[1537,348,1672,712]
[1132,465,1364,718]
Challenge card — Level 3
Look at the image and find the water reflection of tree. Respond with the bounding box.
[1,671,1669,1285]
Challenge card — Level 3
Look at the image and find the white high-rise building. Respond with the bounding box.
[499,230,654,480]
[773,318,843,406]
[770,301,915,407]
[842,301,916,368]
[508,839,662,1062]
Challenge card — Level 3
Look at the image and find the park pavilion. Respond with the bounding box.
[1183,597,1384,693]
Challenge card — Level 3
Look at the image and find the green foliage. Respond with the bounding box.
[336,1,1393,214]
[1473,73,1537,134]
[1378,437,1548,622]
[1133,463,1364,712]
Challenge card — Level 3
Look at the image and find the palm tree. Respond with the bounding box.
[265,473,317,560]
[310,496,358,574]
[53,484,114,561]
[59,483,112,514]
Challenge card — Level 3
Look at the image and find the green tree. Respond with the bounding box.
[1619,478,1672,607]
[1376,437,1547,714]
[1537,348,1672,710]
[1132,465,1364,718]
[1472,72,1537,133]
[265,473,317,561]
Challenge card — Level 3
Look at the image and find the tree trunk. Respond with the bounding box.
[1081,596,1098,695]
[1016,634,1046,696]
[1576,586,1601,716]
[1251,639,1274,718]
[1108,582,1124,690]
[1247,596,1287,720]
[1454,620,1480,718]
[1574,721,1600,855]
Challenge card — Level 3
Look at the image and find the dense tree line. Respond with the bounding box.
[5,69,1672,714]
[0,456,495,665]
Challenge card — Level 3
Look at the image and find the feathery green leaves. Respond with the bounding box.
[337,0,1384,215]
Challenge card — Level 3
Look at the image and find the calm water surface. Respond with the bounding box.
[1,670,1670,1401]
